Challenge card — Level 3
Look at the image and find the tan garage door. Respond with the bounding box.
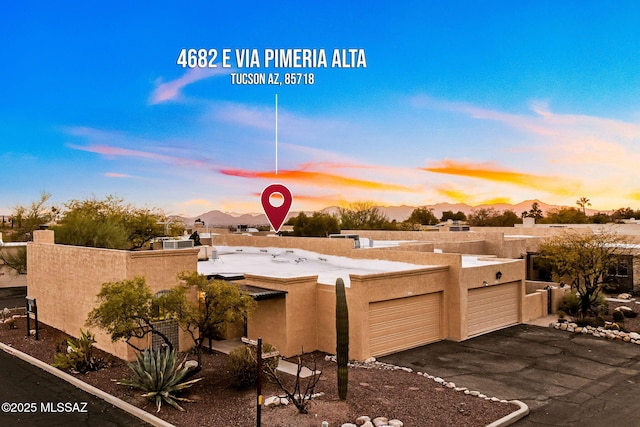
[467,283,519,336]
[369,293,441,357]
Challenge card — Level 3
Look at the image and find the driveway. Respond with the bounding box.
[379,324,640,426]
[0,350,150,426]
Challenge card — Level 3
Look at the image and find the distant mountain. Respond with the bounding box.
[176,200,599,226]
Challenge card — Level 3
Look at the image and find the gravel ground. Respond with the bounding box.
[0,315,517,426]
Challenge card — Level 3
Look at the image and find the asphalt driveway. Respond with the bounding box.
[0,350,150,427]
[379,324,640,426]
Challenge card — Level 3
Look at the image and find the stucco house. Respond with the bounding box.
[27,229,541,361]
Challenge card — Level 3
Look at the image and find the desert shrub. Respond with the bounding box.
[5,318,16,330]
[227,343,279,389]
[613,310,626,323]
[558,292,581,317]
[52,329,105,373]
[117,347,202,412]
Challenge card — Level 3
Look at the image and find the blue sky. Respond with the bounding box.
[2,2,640,216]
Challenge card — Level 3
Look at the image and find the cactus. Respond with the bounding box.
[336,277,349,400]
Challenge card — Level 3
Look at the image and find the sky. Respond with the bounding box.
[2,1,640,217]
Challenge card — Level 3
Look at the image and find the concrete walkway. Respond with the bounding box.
[209,338,320,378]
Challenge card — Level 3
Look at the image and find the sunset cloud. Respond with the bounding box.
[68,143,210,170]
[150,67,230,104]
[220,167,416,192]
[424,160,580,196]
[104,172,135,178]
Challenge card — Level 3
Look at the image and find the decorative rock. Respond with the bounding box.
[478,394,487,399]
[575,327,583,333]
[364,357,376,363]
[434,377,445,384]
[615,306,633,313]
[388,420,404,427]
[280,397,289,405]
[469,391,480,396]
[491,397,500,402]
[400,367,412,373]
[560,323,568,331]
[618,293,633,300]
[455,387,467,392]
[624,336,631,342]
[361,422,374,427]
[29,329,36,336]
[446,382,456,389]
[342,424,357,427]
[184,360,198,370]
[263,396,281,407]
[372,417,389,427]
[630,332,640,340]
[356,416,371,425]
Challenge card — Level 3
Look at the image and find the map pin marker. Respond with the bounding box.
[261,183,293,233]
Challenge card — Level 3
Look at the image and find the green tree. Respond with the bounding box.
[611,207,640,222]
[522,202,544,220]
[337,202,394,230]
[53,195,170,250]
[467,208,521,227]
[7,191,58,241]
[576,197,591,215]
[0,245,27,275]
[290,212,340,237]
[440,210,467,222]
[538,229,628,319]
[170,271,257,368]
[405,207,439,226]
[540,207,588,224]
[86,277,179,351]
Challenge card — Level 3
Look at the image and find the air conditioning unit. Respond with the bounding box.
[162,240,194,249]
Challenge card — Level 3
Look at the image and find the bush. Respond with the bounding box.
[613,310,626,323]
[117,347,202,412]
[558,292,581,318]
[5,318,15,330]
[227,343,279,389]
[52,329,104,373]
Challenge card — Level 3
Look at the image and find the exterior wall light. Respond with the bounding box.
[495,271,503,281]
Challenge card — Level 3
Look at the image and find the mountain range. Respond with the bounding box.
[176,199,600,227]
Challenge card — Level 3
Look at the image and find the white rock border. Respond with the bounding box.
[324,354,529,426]
[552,321,640,343]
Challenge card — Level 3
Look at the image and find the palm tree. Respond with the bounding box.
[576,197,591,215]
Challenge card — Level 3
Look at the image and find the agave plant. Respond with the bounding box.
[117,347,202,412]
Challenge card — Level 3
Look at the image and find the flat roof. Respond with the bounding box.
[198,246,436,286]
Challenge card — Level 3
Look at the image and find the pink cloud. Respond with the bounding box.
[150,67,230,104]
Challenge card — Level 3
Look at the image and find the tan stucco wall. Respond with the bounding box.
[28,230,199,361]
[523,290,548,322]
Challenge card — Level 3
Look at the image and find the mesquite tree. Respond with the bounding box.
[335,277,349,400]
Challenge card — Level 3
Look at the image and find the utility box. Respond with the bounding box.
[162,239,195,249]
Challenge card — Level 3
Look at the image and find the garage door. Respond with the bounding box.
[369,293,441,357]
[467,283,519,336]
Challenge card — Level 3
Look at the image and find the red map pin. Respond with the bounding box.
[261,183,293,232]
